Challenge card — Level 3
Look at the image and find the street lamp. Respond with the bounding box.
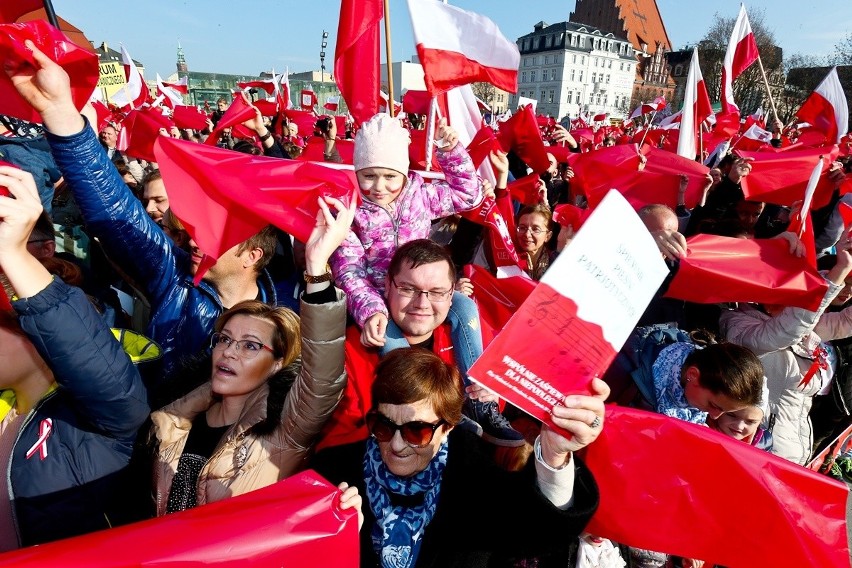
[320,30,328,81]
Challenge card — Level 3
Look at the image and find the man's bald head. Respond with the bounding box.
[638,204,678,233]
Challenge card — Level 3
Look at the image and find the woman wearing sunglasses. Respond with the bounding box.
[312,348,608,567]
[147,196,361,516]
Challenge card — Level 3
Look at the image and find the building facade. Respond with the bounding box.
[512,21,636,120]
[570,0,676,109]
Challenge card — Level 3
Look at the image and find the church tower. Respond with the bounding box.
[176,42,188,73]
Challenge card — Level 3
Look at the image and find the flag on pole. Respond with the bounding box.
[720,4,759,115]
[407,0,519,97]
[110,44,148,109]
[676,48,712,160]
[796,67,849,144]
[162,76,188,94]
[335,0,382,125]
[279,67,293,110]
[300,88,317,111]
[323,96,340,112]
[156,74,183,109]
[236,79,278,95]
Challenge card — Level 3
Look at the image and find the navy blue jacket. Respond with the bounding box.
[10,278,149,547]
[45,121,277,391]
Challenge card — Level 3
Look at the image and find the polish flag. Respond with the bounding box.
[110,45,148,109]
[323,96,340,112]
[279,68,293,110]
[677,48,713,160]
[378,91,402,115]
[592,112,610,122]
[407,0,519,97]
[162,76,188,95]
[335,0,382,125]
[156,74,184,109]
[300,88,317,111]
[720,4,759,115]
[796,67,849,144]
[741,123,773,143]
[236,79,278,95]
[628,97,666,120]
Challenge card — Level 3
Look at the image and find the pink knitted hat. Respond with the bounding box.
[353,113,411,175]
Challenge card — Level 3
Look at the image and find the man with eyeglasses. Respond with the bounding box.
[318,239,524,450]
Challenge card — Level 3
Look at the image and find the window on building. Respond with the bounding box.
[545,35,552,48]
[530,71,536,82]
[567,91,573,103]
[542,69,548,81]
[533,37,539,49]
[579,70,583,81]
[581,56,586,64]
[674,64,683,76]
[620,62,624,71]
[606,74,610,83]
[521,71,527,83]
[570,69,575,81]
[571,34,576,47]
[580,36,585,48]
[572,54,577,63]
[549,90,555,103]
[608,60,613,68]
[545,55,551,64]
[557,33,564,45]
[523,39,529,50]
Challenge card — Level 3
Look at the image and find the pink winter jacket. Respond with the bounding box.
[330,144,480,327]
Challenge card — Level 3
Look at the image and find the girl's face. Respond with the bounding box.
[516,213,552,254]
[713,406,763,441]
[682,367,745,419]
[357,167,406,207]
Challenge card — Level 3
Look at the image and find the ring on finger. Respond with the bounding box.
[589,415,602,429]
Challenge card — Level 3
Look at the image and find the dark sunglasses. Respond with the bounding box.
[366,410,447,447]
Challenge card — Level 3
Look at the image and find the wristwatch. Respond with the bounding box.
[303,270,333,284]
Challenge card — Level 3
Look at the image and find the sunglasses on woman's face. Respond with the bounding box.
[366,410,446,447]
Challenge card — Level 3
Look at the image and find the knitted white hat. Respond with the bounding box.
[353,113,411,175]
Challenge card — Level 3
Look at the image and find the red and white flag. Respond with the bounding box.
[592,112,610,122]
[407,0,519,97]
[720,4,759,115]
[335,0,382,125]
[279,67,293,110]
[236,78,278,95]
[677,48,713,160]
[323,96,340,112]
[300,88,317,111]
[156,74,184,109]
[162,76,188,95]
[110,44,148,109]
[628,96,666,119]
[378,91,401,115]
[796,67,849,144]
[741,122,773,143]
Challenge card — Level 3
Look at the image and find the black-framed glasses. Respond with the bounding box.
[366,410,446,447]
[210,332,275,359]
[516,225,548,235]
[391,280,453,302]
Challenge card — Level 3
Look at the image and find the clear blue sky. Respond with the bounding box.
[52,0,850,79]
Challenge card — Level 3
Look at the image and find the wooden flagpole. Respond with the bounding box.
[383,0,395,117]
[756,54,780,125]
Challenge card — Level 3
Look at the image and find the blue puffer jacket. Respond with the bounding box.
[45,121,278,391]
[9,278,149,547]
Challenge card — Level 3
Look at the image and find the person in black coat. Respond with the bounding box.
[312,348,606,568]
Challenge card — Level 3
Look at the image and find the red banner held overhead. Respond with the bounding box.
[0,471,359,568]
[0,20,98,124]
[665,234,829,311]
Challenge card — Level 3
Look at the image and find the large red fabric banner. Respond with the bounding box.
[0,471,359,567]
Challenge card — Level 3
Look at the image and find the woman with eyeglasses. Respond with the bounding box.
[312,348,607,567]
[147,196,361,516]
[515,203,555,281]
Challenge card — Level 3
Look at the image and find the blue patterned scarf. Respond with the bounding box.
[363,436,448,568]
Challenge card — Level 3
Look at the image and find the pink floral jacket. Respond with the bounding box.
[330,144,480,327]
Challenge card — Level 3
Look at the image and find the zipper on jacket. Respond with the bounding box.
[7,390,58,548]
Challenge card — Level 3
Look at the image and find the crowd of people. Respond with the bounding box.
[0,29,849,568]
